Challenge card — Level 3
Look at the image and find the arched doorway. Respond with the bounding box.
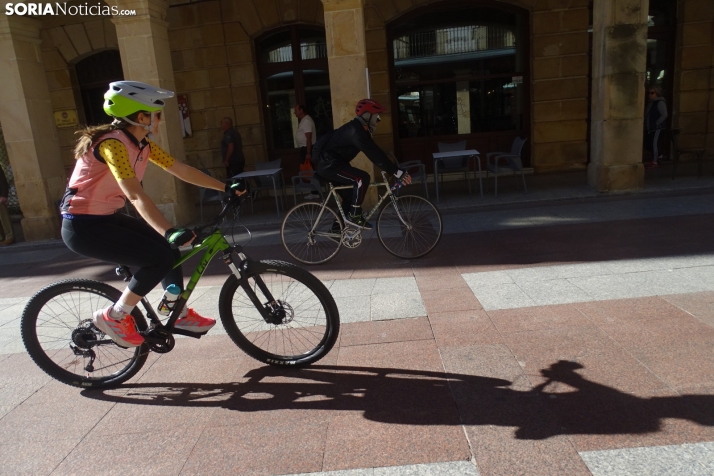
[74,50,124,125]
[257,26,333,177]
[388,1,530,170]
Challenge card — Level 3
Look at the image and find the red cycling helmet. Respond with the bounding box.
[355,99,386,116]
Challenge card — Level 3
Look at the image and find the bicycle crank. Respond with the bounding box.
[144,327,175,353]
[341,228,362,249]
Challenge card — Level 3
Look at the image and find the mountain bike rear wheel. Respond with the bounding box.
[281,202,343,264]
[21,279,149,388]
[377,195,442,259]
[219,260,339,366]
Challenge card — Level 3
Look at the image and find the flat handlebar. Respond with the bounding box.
[192,193,244,244]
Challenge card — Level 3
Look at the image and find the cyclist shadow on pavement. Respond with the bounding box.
[83,360,714,440]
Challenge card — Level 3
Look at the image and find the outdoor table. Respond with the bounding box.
[232,168,284,217]
[432,149,482,202]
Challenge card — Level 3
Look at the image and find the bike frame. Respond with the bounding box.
[124,198,280,339]
[309,172,409,237]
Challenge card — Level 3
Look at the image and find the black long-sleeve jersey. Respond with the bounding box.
[312,118,398,176]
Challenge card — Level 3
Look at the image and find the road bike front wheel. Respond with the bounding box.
[21,279,149,388]
[281,202,343,265]
[377,194,443,259]
[219,260,339,366]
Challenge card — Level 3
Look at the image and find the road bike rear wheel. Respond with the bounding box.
[281,202,343,265]
[377,194,443,259]
[219,260,339,366]
[21,279,149,388]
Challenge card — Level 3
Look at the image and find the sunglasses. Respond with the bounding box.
[141,111,162,120]
[648,92,656,95]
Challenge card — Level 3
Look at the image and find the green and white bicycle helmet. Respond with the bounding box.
[103,81,174,130]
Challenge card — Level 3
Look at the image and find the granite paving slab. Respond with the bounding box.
[284,460,480,476]
[580,442,714,476]
[463,254,714,311]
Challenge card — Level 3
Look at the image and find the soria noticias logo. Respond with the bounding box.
[5,3,136,16]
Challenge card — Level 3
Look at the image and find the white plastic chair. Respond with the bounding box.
[486,137,528,197]
[291,170,324,205]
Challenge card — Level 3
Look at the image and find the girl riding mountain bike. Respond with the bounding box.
[60,80,245,349]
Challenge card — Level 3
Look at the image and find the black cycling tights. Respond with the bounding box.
[321,165,371,211]
[61,213,182,297]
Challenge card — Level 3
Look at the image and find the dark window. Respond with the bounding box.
[258,27,332,153]
[391,6,526,139]
[75,50,124,125]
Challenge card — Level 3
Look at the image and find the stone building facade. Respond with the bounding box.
[0,0,712,241]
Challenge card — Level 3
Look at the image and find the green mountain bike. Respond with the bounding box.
[20,196,340,388]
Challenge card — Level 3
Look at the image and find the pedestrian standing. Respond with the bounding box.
[220,117,245,178]
[0,165,13,246]
[644,86,668,168]
[294,104,320,199]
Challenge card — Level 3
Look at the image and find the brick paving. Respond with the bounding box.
[2,177,714,474]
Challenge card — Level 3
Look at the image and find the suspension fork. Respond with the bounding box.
[224,248,280,323]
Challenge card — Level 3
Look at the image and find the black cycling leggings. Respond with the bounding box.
[61,213,182,297]
[320,165,371,211]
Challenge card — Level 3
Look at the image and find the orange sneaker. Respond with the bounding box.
[175,308,216,333]
[92,308,144,348]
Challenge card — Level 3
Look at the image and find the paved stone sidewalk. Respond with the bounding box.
[2,190,714,475]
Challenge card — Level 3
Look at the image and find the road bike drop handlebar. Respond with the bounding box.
[385,171,408,193]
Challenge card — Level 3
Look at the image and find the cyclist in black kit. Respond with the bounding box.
[312,99,411,230]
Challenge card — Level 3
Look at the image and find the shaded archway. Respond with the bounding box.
[256,25,333,176]
[386,1,531,170]
[74,49,124,125]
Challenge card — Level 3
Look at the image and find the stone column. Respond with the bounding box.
[0,9,65,241]
[588,0,649,191]
[322,0,377,207]
[109,0,194,224]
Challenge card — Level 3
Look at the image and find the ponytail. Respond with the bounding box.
[73,111,145,158]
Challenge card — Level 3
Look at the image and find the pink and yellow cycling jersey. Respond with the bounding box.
[61,129,174,216]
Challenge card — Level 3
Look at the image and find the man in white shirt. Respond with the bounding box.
[294,104,319,199]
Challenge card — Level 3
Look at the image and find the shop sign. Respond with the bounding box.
[54,110,78,128]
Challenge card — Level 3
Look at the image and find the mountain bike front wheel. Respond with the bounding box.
[21,279,149,388]
[219,260,339,366]
[377,195,443,259]
[281,202,343,264]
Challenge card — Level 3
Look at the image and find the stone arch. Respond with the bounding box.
[361,0,534,156]
[363,0,591,172]
[40,16,121,173]
[167,0,326,172]
[224,0,324,39]
[43,17,119,65]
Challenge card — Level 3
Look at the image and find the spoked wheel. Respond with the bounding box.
[281,202,343,264]
[377,194,443,259]
[219,260,339,366]
[21,279,149,388]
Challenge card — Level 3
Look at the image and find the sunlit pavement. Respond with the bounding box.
[2,167,714,474]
